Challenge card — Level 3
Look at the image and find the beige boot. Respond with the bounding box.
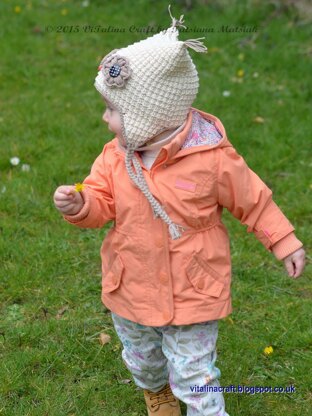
[143,383,181,415]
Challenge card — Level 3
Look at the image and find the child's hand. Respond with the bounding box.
[53,185,84,216]
[283,248,306,278]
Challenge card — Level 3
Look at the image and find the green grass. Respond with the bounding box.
[0,0,311,415]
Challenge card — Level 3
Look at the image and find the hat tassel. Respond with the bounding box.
[168,4,187,29]
[184,38,208,53]
[169,223,185,240]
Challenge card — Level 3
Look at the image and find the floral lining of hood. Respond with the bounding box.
[181,110,223,149]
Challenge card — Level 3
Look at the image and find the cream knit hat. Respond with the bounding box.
[94,5,207,239]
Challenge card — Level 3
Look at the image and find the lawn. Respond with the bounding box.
[0,0,311,415]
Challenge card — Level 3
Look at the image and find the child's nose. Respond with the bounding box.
[102,110,109,123]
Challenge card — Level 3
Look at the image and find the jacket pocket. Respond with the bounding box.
[186,252,224,298]
[102,253,124,293]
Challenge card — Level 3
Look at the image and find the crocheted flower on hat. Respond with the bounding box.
[98,52,132,88]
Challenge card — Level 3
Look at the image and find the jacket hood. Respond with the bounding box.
[113,108,233,164]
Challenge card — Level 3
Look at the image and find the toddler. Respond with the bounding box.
[54,6,305,416]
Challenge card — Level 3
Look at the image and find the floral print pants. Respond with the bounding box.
[111,312,230,416]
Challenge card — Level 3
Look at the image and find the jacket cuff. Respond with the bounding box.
[271,232,303,260]
[63,189,90,224]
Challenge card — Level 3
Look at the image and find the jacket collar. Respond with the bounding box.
[113,107,232,162]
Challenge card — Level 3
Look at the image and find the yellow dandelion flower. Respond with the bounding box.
[264,346,274,355]
[75,183,85,193]
[61,8,68,16]
[237,69,244,78]
[14,5,21,13]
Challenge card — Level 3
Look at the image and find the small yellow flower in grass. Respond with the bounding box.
[75,183,85,193]
[237,69,244,78]
[14,5,21,13]
[61,8,68,15]
[264,346,274,356]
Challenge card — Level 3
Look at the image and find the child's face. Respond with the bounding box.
[102,97,126,146]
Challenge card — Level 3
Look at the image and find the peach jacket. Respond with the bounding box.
[64,108,303,326]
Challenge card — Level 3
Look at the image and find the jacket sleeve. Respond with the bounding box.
[63,145,116,228]
[216,146,303,260]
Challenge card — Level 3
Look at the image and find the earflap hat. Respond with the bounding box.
[94,5,207,239]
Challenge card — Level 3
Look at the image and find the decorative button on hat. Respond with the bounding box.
[98,52,132,87]
[94,4,207,240]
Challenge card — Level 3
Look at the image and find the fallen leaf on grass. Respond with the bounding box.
[32,26,42,34]
[99,333,111,345]
[56,305,69,319]
[253,116,265,123]
[119,379,132,384]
